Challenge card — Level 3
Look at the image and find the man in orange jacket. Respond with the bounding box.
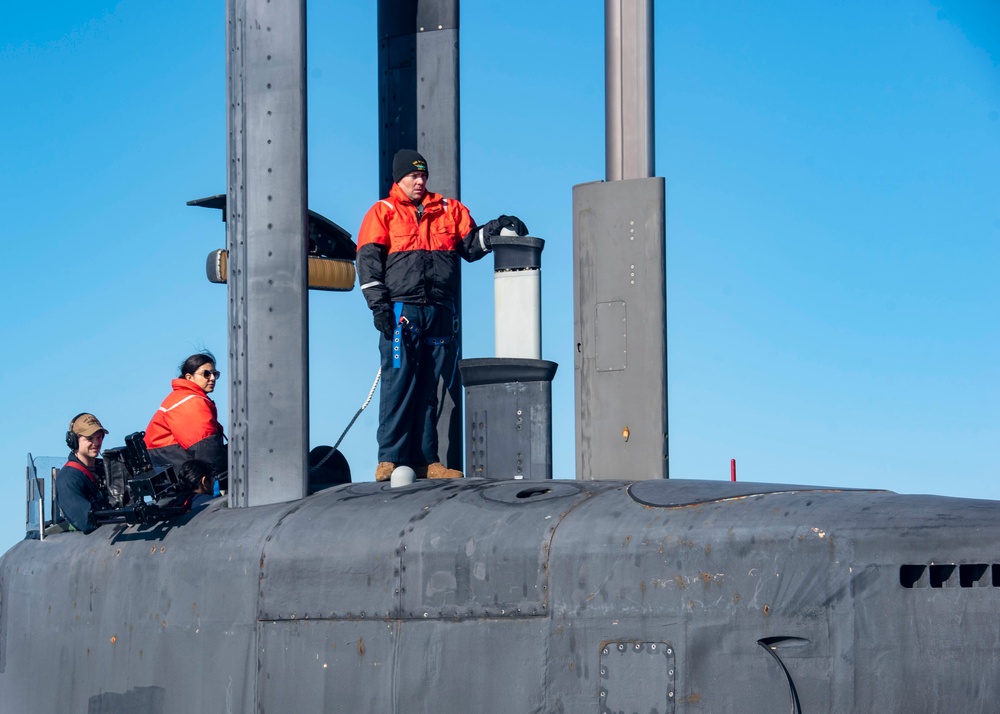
[356,149,527,481]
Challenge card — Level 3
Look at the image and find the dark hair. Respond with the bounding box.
[179,351,217,378]
[177,458,214,491]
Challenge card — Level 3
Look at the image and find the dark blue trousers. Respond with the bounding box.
[377,303,458,465]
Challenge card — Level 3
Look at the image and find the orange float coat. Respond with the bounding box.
[144,379,227,475]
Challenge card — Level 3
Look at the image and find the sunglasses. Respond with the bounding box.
[198,369,221,379]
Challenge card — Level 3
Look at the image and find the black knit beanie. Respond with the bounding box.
[392,149,428,183]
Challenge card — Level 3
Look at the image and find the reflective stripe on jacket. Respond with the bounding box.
[144,379,227,475]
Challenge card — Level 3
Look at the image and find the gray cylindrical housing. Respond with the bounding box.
[492,235,545,360]
[460,358,558,480]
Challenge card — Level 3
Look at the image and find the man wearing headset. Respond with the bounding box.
[56,413,112,533]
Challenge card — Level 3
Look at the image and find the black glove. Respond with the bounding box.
[475,214,529,251]
[496,214,528,236]
[372,306,396,339]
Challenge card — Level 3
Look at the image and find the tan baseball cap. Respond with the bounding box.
[70,413,109,438]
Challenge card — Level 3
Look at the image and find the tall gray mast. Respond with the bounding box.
[377,0,460,199]
[225,0,309,505]
[574,0,668,480]
[605,0,655,181]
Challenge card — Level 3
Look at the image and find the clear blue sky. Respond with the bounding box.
[2,1,997,553]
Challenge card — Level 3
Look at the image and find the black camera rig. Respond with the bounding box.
[92,432,190,526]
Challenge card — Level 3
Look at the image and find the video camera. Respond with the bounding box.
[93,432,189,526]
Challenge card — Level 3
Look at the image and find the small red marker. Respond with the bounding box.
[731,458,736,482]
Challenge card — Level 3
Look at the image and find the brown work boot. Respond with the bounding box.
[425,462,463,479]
[375,462,396,482]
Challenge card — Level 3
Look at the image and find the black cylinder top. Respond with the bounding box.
[492,235,544,270]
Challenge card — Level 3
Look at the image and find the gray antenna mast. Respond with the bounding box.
[574,0,668,480]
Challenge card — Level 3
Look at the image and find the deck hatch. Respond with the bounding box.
[599,640,675,714]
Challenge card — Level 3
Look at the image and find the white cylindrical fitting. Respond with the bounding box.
[495,269,541,359]
[492,232,545,360]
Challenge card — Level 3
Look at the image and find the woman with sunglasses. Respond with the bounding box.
[144,351,227,481]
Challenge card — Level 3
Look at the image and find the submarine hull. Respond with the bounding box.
[2,478,999,712]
